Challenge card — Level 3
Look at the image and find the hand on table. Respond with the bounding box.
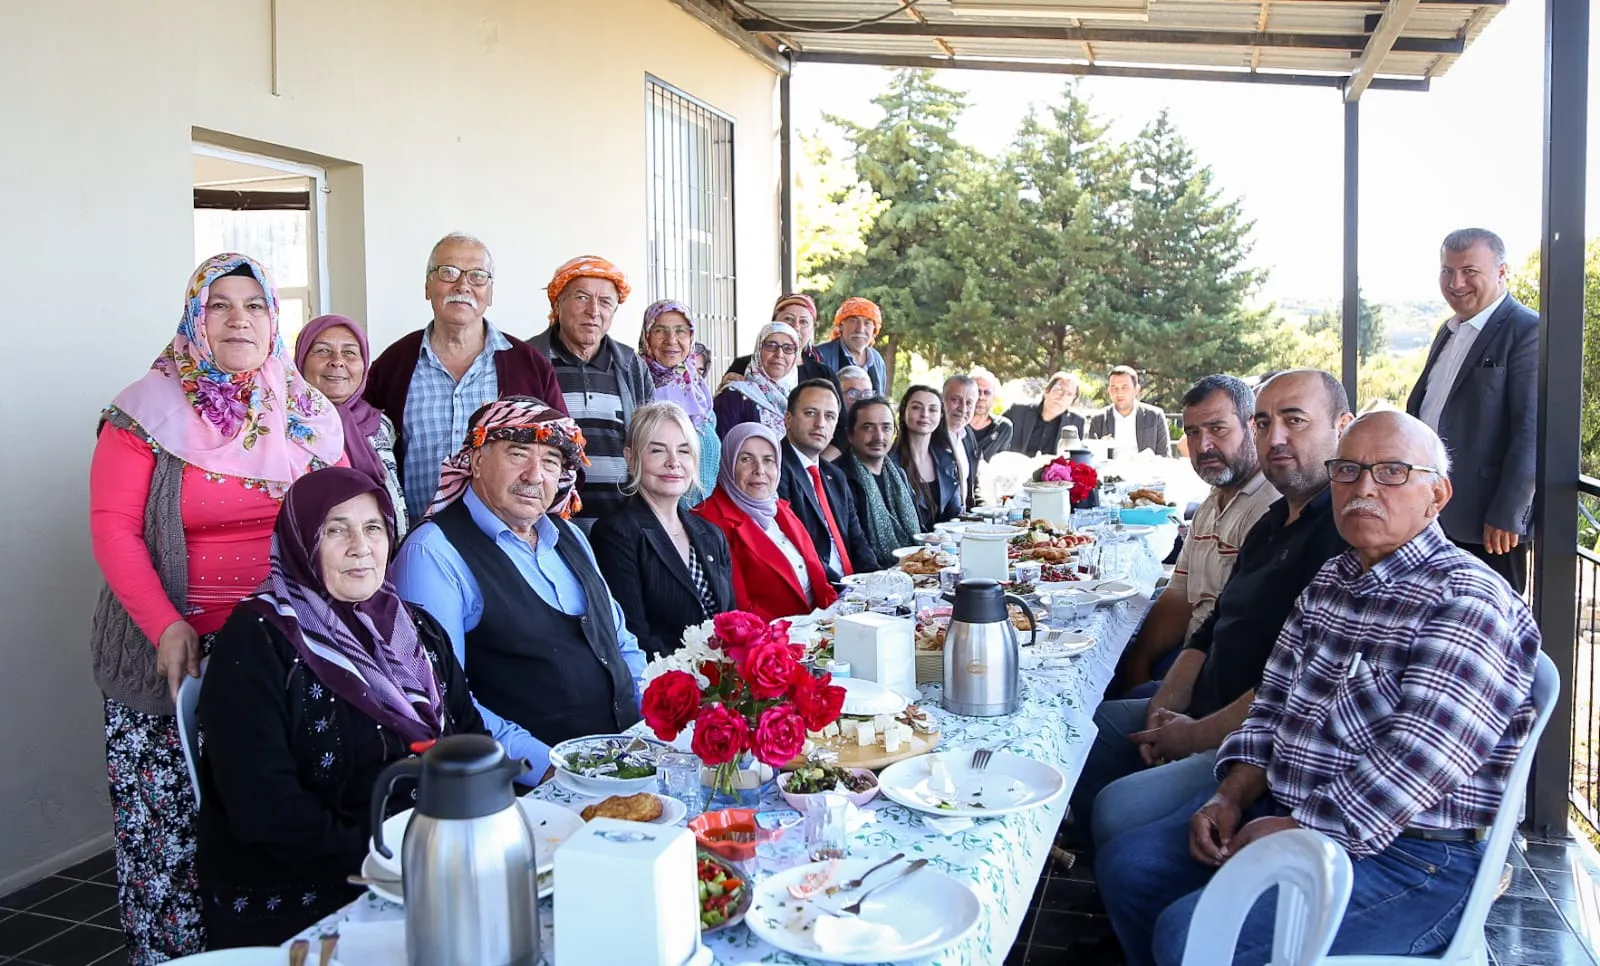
[1484,524,1521,555]
[1130,708,1197,766]
[156,620,201,701]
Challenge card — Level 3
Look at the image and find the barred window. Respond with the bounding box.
[645,75,737,372]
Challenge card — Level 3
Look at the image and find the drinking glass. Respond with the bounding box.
[657,752,703,818]
[839,595,868,616]
[1014,561,1043,587]
[804,793,851,861]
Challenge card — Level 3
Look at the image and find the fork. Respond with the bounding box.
[839,858,929,915]
[971,746,1000,771]
[824,852,905,895]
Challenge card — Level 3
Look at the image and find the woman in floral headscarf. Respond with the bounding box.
[89,253,344,964]
[712,321,801,439]
[638,299,719,504]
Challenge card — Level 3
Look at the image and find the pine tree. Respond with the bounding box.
[1308,288,1388,362]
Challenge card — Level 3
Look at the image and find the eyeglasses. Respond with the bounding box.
[649,325,693,341]
[1325,459,1442,486]
[760,341,798,357]
[430,265,492,286]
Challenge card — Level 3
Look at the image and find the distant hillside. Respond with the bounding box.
[1273,296,1448,354]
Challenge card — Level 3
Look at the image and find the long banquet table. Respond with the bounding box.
[290,547,1161,965]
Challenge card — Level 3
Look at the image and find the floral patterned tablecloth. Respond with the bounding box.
[291,549,1160,965]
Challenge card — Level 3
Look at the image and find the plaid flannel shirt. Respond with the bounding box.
[399,323,513,521]
[1216,523,1540,857]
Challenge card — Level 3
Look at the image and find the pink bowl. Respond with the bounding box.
[778,767,881,810]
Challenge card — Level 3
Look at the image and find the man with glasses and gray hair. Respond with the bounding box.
[1406,227,1539,592]
[366,232,565,523]
[1099,408,1540,966]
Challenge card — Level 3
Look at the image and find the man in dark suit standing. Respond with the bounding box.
[779,379,877,582]
[1405,228,1539,592]
[943,373,983,507]
[1088,366,1171,457]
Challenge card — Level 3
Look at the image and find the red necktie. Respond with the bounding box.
[807,464,854,577]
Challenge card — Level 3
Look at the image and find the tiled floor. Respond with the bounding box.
[1005,832,1600,966]
[6,834,1600,965]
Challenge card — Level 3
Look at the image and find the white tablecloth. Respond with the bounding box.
[289,551,1160,965]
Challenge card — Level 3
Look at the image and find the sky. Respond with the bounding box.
[789,0,1597,305]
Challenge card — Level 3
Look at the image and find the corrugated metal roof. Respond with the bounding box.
[713,0,1507,91]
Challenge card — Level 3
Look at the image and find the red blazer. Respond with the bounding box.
[363,325,567,484]
[696,487,839,623]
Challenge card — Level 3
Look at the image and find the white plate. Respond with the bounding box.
[745,858,982,964]
[962,523,1024,540]
[558,787,689,826]
[361,851,554,905]
[1083,579,1141,603]
[370,798,583,880]
[835,677,908,716]
[1116,524,1156,537]
[167,952,344,966]
[548,733,673,796]
[890,546,927,559]
[1047,587,1109,608]
[1022,631,1096,664]
[877,750,1066,819]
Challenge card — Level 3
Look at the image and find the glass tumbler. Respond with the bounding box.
[804,793,851,861]
[657,751,703,817]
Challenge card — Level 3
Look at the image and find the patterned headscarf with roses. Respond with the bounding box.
[423,396,590,520]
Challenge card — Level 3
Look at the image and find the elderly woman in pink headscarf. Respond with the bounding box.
[638,299,720,504]
[89,253,345,963]
[295,314,407,536]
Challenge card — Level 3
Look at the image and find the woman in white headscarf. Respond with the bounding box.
[712,321,800,438]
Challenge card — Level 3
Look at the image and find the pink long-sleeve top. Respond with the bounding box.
[90,425,283,642]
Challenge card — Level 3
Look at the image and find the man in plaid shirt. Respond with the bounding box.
[1098,410,1541,966]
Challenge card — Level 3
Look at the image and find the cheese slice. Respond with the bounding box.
[857,722,876,747]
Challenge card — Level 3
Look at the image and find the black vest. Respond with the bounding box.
[432,499,640,746]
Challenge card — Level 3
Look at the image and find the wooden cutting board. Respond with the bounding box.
[785,728,942,772]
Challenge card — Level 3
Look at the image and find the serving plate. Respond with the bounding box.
[369,797,581,884]
[877,750,1065,820]
[548,733,673,796]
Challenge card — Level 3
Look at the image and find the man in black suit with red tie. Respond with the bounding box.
[779,380,877,583]
[1405,228,1540,591]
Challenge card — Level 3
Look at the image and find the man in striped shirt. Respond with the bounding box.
[1098,410,1541,966]
[529,256,654,533]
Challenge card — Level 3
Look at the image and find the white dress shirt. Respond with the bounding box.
[1419,293,1506,431]
[794,449,843,574]
[762,520,813,601]
[1112,407,1140,457]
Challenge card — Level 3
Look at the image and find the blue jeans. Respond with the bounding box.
[1070,699,1150,833]
[1090,750,1217,850]
[1097,788,1483,966]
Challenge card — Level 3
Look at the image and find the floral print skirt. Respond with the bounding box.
[105,695,205,965]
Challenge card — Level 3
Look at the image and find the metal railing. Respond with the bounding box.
[1570,474,1600,838]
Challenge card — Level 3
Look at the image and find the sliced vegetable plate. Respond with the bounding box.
[697,852,751,933]
[877,750,1065,819]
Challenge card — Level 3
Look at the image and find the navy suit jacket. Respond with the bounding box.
[1405,294,1540,539]
[777,441,877,580]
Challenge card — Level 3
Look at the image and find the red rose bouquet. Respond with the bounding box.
[1033,457,1100,506]
[640,611,846,801]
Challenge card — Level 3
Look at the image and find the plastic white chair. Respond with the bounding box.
[1321,649,1560,966]
[1181,828,1355,966]
[174,657,208,806]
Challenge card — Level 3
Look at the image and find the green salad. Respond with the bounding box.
[563,742,657,780]
[786,763,876,795]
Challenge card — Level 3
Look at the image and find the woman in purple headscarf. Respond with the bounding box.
[695,422,838,622]
[638,300,719,504]
[295,315,407,535]
[195,467,486,948]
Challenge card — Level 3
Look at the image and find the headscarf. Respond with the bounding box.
[108,253,344,497]
[716,422,782,530]
[773,293,818,346]
[639,300,713,429]
[294,314,386,486]
[425,396,590,520]
[833,297,883,337]
[243,467,442,744]
[545,255,631,321]
[842,452,921,566]
[728,321,799,434]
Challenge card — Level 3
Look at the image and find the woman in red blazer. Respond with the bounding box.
[696,422,838,622]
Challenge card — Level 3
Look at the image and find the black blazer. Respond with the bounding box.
[892,443,964,532]
[954,426,980,506]
[1405,295,1540,539]
[590,496,735,658]
[778,441,878,580]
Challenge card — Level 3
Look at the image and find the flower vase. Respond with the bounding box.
[703,752,776,809]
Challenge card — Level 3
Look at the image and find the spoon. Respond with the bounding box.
[839,858,929,915]
[824,852,905,895]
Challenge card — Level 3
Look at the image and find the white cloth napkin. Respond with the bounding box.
[921,814,975,835]
[813,913,904,954]
[333,919,406,961]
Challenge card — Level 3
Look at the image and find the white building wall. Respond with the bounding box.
[0,0,781,889]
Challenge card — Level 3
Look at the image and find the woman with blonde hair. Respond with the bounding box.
[591,402,734,657]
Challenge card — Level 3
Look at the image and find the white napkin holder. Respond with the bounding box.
[1023,483,1072,528]
[554,818,703,966]
[833,612,916,699]
[960,532,1010,582]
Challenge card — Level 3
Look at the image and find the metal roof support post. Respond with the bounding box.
[1528,0,1587,836]
[1341,98,1360,412]
[780,62,796,294]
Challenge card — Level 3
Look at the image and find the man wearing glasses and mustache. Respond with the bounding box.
[366,232,566,524]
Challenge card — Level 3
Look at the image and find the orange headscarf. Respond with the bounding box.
[833,297,882,337]
[545,255,631,321]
